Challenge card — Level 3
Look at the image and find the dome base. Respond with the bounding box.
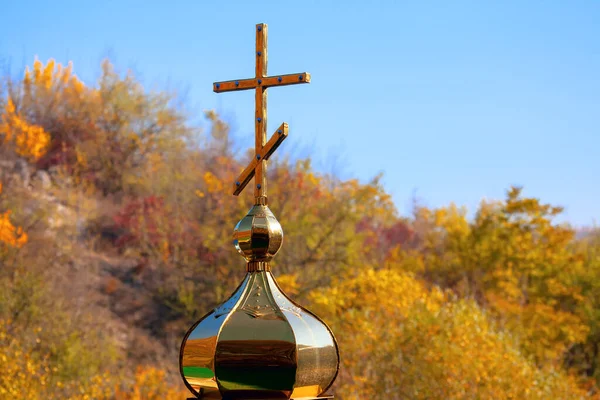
[186,397,333,400]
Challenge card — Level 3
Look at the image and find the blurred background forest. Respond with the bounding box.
[0,57,599,399]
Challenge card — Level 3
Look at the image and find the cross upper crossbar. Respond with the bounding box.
[212,23,310,202]
[213,73,311,93]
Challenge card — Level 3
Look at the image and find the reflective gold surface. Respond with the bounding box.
[180,271,339,399]
[267,274,339,398]
[233,205,283,262]
[181,275,251,398]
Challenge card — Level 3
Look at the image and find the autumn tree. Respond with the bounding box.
[568,229,600,385]
[309,268,591,399]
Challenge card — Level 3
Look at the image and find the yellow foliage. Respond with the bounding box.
[309,269,590,399]
[416,188,589,364]
[75,147,88,168]
[276,273,300,296]
[0,328,51,398]
[203,171,224,193]
[0,320,113,399]
[148,152,164,173]
[161,240,171,263]
[114,366,188,400]
[1,320,185,399]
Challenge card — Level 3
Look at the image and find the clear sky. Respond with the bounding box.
[1,1,598,226]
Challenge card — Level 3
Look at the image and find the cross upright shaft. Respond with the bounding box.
[255,23,268,202]
[213,23,310,204]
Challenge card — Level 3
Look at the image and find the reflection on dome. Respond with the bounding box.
[180,270,339,399]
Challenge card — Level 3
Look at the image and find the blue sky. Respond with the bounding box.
[1,1,598,226]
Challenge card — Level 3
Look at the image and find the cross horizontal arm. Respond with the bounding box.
[214,73,311,93]
[232,123,289,196]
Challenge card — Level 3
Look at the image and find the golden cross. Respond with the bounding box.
[213,23,310,202]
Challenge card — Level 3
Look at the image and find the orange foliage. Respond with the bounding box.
[24,57,85,97]
[0,98,50,161]
[0,211,28,248]
[0,183,28,248]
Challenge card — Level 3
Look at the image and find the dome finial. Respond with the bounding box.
[233,204,283,267]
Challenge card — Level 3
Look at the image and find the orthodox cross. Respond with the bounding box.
[213,23,310,202]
